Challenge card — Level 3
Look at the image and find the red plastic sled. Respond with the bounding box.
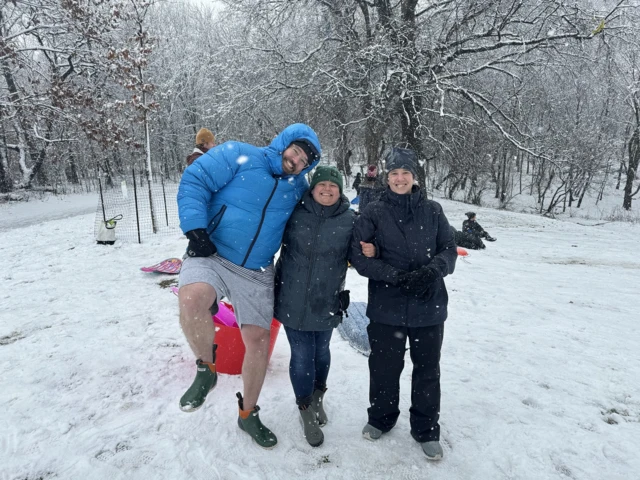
[456,247,468,256]
[141,257,182,274]
[170,288,281,375]
[214,306,281,375]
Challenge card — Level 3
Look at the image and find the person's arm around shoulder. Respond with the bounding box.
[349,204,403,284]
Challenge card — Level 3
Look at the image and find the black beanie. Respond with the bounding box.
[385,147,418,177]
[466,212,476,219]
[290,140,319,163]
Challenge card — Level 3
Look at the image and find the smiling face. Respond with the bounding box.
[311,181,340,206]
[281,144,309,175]
[387,168,414,195]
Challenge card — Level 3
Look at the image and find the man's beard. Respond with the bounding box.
[283,157,296,174]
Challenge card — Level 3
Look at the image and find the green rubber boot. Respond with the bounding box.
[237,392,278,449]
[179,345,218,412]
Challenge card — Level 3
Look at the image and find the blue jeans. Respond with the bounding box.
[284,326,333,407]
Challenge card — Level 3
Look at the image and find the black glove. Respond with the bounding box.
[397,266,440,297]
[338,290,350,317]
[186,228,217,257]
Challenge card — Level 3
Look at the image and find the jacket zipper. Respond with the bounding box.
[300,207,324,327]
[206,205,227,235]
[241,178,279,267]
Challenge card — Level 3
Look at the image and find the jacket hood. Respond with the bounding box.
[265,123,322,177]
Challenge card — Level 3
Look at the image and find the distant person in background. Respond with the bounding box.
[450,225,485,250]
[462,212,496,242]
[352,172,362,196]
[358,165,384,213]
[186,128,216,166]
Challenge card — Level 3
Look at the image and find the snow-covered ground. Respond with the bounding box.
[0,192,97,232]
[1,192,639,480]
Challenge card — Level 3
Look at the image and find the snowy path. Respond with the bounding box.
[0,192,97,232]
[0,199,638,480]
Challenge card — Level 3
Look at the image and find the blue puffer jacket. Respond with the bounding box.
[178,124,321,270]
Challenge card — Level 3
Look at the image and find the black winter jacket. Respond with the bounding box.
[359,178,384,212]
[274,191,355,331]
[462,219,487,238]
[350,187,457,327]
[352,174,362,192]
[451,226,484,250]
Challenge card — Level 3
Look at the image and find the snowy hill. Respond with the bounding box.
[1,194,639,480]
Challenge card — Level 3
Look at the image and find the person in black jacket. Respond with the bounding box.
[358,165,385,212]
[274,166,374,447]
[450,225,485,250]
[352,172,362,195]
[462,212,496,242]
[350,147,457,461]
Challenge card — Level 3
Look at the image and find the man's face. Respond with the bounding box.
[388,168,414,195]
[282,144,309,175]
[311,181,340,206]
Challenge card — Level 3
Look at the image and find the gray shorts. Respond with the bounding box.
[178,254,274,330]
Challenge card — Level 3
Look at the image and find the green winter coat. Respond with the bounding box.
[274,190,355,331]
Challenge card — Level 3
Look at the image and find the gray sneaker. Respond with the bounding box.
[421,440,443,461]
[299,406,324,447]
[362,423,383,441]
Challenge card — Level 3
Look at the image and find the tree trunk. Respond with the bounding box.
[623,128,640,210]
[0,143,10,193]
[67,154,80,184]
[26,118,54,188]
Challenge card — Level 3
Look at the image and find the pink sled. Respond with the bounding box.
[170,286,238,328]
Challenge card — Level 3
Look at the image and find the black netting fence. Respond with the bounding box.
[94,170,181,243]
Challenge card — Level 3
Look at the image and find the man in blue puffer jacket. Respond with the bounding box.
[176,123,321,449]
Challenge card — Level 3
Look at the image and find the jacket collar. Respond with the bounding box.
[383,185,423,208]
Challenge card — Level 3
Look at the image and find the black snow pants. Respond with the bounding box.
[366,321,444,443]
